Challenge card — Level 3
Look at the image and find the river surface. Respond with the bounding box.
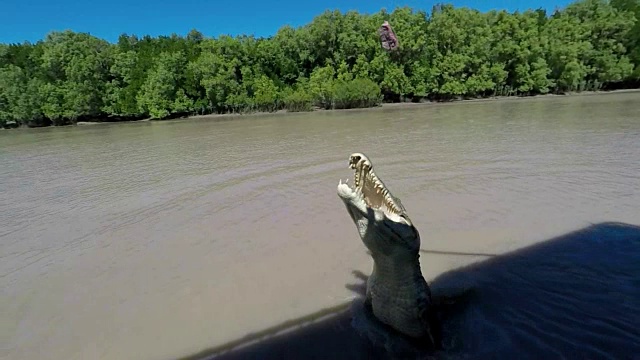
[1,92,639,360]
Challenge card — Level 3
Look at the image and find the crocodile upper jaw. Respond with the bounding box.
[337,152,411,225]
[337,153,419,249]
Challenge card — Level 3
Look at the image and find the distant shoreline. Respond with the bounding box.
[4,88,639,130]
[76,88,640,126]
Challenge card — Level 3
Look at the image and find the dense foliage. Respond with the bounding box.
[1,0,638,128]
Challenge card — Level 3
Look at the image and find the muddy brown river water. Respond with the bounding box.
[1,92,639,359]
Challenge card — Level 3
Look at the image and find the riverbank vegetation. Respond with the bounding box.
[1,0,639,128]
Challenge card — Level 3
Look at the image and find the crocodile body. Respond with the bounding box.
[337,153,441,351]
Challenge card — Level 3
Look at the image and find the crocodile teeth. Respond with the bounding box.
[345,153,407,217]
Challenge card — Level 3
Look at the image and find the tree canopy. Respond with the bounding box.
[1,0,638,128]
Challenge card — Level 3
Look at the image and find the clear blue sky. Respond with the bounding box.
[1,0,573,44]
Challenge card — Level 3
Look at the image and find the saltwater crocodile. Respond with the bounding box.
[337,152,441,351]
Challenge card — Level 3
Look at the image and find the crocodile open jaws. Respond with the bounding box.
[337,152,441,351]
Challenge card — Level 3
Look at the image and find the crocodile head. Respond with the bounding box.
[337,152,421,255]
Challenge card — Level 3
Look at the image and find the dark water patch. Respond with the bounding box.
[197,222,640,360]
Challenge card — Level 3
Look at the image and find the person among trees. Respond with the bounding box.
[378,20,399,51]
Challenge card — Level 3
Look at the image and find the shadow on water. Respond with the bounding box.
[182,222,640,360]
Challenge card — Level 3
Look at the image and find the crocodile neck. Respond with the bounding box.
[366,252,433,339]
[368,252,429,299]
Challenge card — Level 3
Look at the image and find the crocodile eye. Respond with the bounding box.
[349,155,361,168]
